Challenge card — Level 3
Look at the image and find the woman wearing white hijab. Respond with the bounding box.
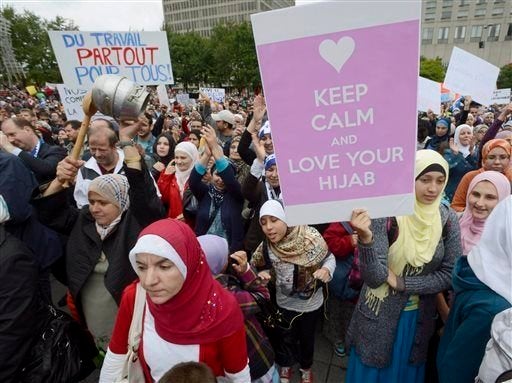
[157,141,199,223]
[442,124,478,202]
[438,197,512,383]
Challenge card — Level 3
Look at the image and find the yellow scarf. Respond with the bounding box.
[365,150,449,314]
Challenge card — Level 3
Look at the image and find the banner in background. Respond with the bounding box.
[48,31,173,88]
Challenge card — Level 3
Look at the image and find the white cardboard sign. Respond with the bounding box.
[200,87,225,103]
[56,84,86,121]
[418,76,441,114]
[491,88,511,104]
[157,84,171,108]
[444,47,499,106]
[49,31,174,88]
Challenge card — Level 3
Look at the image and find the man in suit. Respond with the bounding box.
[0,117,66,184]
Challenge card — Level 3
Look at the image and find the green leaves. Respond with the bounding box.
[419,56,446,83]
[1,6,78,85]
[167,21,261,91]
[497,64,512,89]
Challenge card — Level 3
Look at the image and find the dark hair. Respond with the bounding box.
[189,129,201,140]
[496,370,512,383]
[437,140,450,157]
[143,112,153,126]
[417,118,430,143]
[20,108,35,118]
[10,117,36,133]
[65,120,81,130]
[152,132,176,165]
[37,110,49,119]
[158,362,216,383]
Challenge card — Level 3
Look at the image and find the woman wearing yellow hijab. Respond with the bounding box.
[345,150,462,383]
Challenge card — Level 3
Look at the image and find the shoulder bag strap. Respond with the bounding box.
[128,283,146,353]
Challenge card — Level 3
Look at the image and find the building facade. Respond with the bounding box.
[421,0,512,68]
[163,0,295,37]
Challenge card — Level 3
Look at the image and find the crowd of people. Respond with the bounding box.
[1,82,512,383]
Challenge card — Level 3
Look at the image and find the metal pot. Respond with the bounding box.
[91,75,150,120]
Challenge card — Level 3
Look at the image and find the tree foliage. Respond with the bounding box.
[167,30,212,90]
[168,21,260,91]
[419,56,446,83]
[497,64,512,89]
[1,6,78,85]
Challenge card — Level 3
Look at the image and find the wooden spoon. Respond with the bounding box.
[70,91,97,160]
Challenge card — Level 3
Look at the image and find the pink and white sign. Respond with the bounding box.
[252,1,421,225]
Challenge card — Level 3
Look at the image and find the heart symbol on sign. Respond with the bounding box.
[318,37,355,73]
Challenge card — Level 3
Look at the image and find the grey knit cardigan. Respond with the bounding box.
[346,204,462,368]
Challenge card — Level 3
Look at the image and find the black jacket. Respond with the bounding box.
[34,165,166,317]
[0,225,47,383]
[18,142,67,184]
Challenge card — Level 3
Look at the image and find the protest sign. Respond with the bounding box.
[56,84,86,121]
[252,1,420,225]
[176,93,191,105]
[157,84,171,108]
[491,88,511,104]
[26,86,37,96]
[200,87,225,103]
[418,76,441,114]
[444,47,499,106]
[48,31,173,88]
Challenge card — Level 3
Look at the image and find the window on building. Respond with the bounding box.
[457,10,469,18]
[454,25,466,41]
[475,8,486,17]
[442,0,453,6]
[476,0,486,4]
[441,11,452,19]
[422,27,434,43]
[470,25,483,41]
[487,24,501,41]
[438,27,450,42]
[506,23,512,40]
[425,12,436,21]
[492,8,504,15]
[426,1,436,9]
[459,0,469,5]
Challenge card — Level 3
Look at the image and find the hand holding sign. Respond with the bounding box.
[350,209,372,245]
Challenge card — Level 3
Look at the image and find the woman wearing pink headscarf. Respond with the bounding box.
[458,170,510,255]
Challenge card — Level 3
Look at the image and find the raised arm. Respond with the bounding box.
[119,119,166,227]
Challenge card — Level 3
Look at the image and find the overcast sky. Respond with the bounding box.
[3,0,165,31]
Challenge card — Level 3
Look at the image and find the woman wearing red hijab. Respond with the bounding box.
[99,219,250,383]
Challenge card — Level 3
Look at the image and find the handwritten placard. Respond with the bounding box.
[200,87,225,103]
[444,47,499,106]
[56,84,86,121]
[252,0,420,225]
[176,93,191,105]
[491,88,511,104]
[48,31,174,88]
